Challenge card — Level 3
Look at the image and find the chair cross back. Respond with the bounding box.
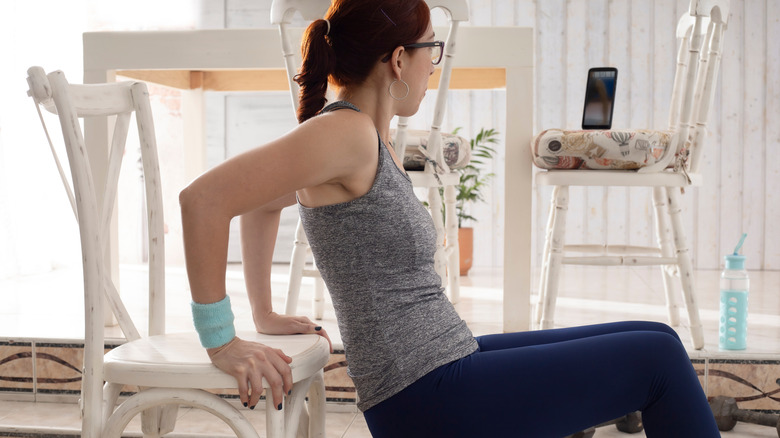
[27,66,330,438]
[674,0,729,174]
[646,0,729,175]
[27,67,166,342]
[27,66,164,436]
[393,1,468,173]
[270,0,332,112]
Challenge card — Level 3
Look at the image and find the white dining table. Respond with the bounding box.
[83,26,535,332]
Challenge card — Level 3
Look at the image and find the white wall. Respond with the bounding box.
[529,0,779,271]
[1,0,777,280]
[208,0,780,271]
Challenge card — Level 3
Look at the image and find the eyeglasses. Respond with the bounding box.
[405,41,445,65]
[381,40,445,65]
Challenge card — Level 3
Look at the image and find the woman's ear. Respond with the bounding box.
[390,46,405,79]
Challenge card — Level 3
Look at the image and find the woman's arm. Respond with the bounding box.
[180,169,295,411]
[239,197,333,348]
[179,111,374,409]
[180,112,375,305]
[239,193,296,322]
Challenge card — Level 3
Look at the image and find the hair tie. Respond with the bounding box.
[324,19,331,36]
[380,8,396,26]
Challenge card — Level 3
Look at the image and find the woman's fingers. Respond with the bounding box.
[314,326,334,352]
[292,319,333,352]
[236,375,250,408]
[261,362,285,411]
[247,373,264,409]
[292,318,316,333]
[270,348,294,393]
[207,338,294,410]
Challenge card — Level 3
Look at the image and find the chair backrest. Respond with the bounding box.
[666,0,729,173]
[270,0,332,113]
[270,0,469,172]
[396,0,469,173]
[27,66,164,436]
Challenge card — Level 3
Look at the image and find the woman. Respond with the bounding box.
[179,1,719,436]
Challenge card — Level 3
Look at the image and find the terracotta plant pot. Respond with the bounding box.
[458,227,474,276]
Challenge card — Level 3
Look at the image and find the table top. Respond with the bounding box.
[83,26,534,71]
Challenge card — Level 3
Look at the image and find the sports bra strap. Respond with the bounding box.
[319,100,361,114]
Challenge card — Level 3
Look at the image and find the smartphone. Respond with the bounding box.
[581,67,618,130]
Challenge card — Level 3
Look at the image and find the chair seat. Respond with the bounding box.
[396,129,470,171]
[535,169,701,188]
[104,331,330,389]
[531,128,676,170]
[408,170,460,188]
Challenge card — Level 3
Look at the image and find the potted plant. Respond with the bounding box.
[451,127,499,275]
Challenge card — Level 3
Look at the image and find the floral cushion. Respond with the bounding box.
[531,129,676,170]
[393,129,471,171]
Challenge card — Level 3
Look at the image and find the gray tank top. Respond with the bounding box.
[298,101,478,411]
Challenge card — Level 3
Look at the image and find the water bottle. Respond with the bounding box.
[719,243,749,350]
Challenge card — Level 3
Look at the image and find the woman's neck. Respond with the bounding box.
[337,86,396,147]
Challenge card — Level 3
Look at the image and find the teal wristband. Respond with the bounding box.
[191,295,236,349]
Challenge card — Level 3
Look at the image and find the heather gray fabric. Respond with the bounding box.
[298,101,478,411]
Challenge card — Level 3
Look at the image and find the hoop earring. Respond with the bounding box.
[389,79,409,101]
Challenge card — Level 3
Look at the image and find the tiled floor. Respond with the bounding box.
[1,263,779,437]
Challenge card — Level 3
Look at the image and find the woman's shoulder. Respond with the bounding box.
[300,106,377,155]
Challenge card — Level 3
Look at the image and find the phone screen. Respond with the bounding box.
[582,67,618,129]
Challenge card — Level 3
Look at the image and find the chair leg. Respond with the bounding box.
[140,408,161,438]
[313,275,325,321]
[535,186,558,327]
[666,187,704,350]
[141,404,178,437]
[285,219,309,316]
[652,187,681,327]
[281,376,311,438]
[305,371,326,438]
[264,373,325,438]
[266,397,285,437]
[540,186,569,330]
[428,186,447,289]
[102,382,122,428]
[444,184,460,304]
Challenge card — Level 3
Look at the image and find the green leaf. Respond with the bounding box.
[443,127,501,227]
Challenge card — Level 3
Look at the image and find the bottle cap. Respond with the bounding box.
[724,254,746,270]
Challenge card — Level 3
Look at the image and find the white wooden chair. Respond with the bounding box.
[27,66,330,438]
[397,0,470,305]
[531,0,729,350]
[271,0,470,320]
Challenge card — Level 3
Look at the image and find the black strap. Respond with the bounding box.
[319,100,361,114]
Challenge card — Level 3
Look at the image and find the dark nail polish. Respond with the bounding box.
[250,405,256,410]
[314,326,322,331]
[277,403,283,410]
[288,389,292,395]
[243,402,248,407]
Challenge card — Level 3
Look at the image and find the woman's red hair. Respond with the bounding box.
[294,0,431,123]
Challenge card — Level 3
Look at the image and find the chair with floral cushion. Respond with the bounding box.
[531,0,730,350]
[271,0,471,320]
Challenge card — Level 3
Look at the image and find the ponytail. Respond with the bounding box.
[294,1,430,124]
[294,19,335,123]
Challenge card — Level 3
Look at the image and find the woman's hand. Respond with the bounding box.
[207,337,292,410]
[256,312,333,352]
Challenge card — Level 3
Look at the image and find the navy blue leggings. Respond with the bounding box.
[363,321,718,437]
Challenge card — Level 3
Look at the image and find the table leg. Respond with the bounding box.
[503,66,534,333]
